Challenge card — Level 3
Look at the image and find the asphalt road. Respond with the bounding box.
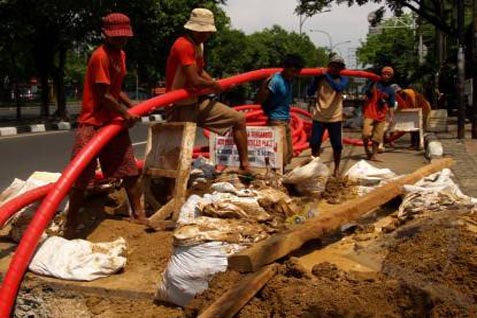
[0,124,149,191]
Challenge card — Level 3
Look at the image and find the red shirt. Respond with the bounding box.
[79,45,127,126]
[166,36,205,104]
[363,88,389,122]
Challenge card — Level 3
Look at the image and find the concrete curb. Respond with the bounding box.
[0,114,164,137]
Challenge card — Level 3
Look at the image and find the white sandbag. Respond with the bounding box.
[283,157,329,195]
[1,172,63,240]
[0,178,26,205]
[29,236,127,281]
[176,195,209,226]
[156,241,243,307]
[345,160,396,185]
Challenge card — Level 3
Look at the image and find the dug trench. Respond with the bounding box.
[10,171,477,318]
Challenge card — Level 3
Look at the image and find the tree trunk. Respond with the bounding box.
[54,46,67,120]
[472,0,477,138]
[457,0,466,139]
[39,74,49,118]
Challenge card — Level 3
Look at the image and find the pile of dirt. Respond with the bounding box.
[184,210,477,318]
[322,176,358,204]
[10,176,477,317]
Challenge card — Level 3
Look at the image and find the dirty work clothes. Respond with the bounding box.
[307,74,348,123]
[363,81,395,122]
[79,45,127,126]
[310,121,343,155]
[261,72,292,121]
[166,99,244,136]
[268,119,293,165]
[362,118,386,143]
[166,35,205,105]
[71,125,138,189]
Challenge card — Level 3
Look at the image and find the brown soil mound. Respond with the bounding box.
[185,210,477,318]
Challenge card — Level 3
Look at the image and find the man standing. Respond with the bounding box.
[362,66,395,161]
[307,55,349,176]
[255,54,305,168]
[66,13,145,239]
[165,8,250,173]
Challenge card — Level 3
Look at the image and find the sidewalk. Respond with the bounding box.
[434,121,477,197]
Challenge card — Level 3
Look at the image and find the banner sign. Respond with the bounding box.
[209,126,284,172]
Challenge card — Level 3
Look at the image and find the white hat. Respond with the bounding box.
[184,8,217,33]
[329,55,345,66]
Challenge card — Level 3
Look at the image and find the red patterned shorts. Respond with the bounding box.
[71,125,139,189]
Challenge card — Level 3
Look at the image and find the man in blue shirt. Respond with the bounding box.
[255,54,305,166]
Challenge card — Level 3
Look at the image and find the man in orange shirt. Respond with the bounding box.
[165,8,251,174]
[389,84,431,149]
[65,13,144,239]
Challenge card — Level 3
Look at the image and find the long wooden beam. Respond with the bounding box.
[228,158,454,272]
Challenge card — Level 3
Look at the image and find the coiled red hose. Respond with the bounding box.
[0,68,379,316]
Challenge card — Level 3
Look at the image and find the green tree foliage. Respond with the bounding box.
[356,14,417,84]
[296,0,457,36]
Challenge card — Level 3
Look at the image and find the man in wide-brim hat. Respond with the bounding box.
[165,8,251,174]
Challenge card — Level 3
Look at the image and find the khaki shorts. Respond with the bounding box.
[268,120,293,165]
[362,118,386,143]
[166,99,245,135]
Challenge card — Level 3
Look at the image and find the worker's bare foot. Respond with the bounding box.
[126,216,149,225]
[125,210,149,225]
[368,156,383,162]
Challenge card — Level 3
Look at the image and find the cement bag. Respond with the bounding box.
[156,241,243,307]
[283,157,329,196]
[29,236,127,281]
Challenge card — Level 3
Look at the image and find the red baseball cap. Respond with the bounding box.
[102,13,133,37]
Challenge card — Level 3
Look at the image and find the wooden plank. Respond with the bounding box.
[228,158,455,272]
[197,264,278,318]
[144,122,196,226]
[148,200,176,225]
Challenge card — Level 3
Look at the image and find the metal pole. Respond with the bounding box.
[457,0,466,139]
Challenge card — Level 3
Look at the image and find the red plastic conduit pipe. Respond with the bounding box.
[0,68,379,317]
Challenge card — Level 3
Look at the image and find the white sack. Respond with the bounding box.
[29,236,127,281]
[156,241,243,307]
[283,157,329,195]
[345,160,396,183]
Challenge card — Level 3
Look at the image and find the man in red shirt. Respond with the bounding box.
[165,8,251,174]
[65,13,144,239]
[362,66,395,161]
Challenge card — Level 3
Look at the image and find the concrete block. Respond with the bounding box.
[149,114,163,122]
[56,122,72,130]
[141,116,150,123]
[30,124,46,133]
[0,127,17,136]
